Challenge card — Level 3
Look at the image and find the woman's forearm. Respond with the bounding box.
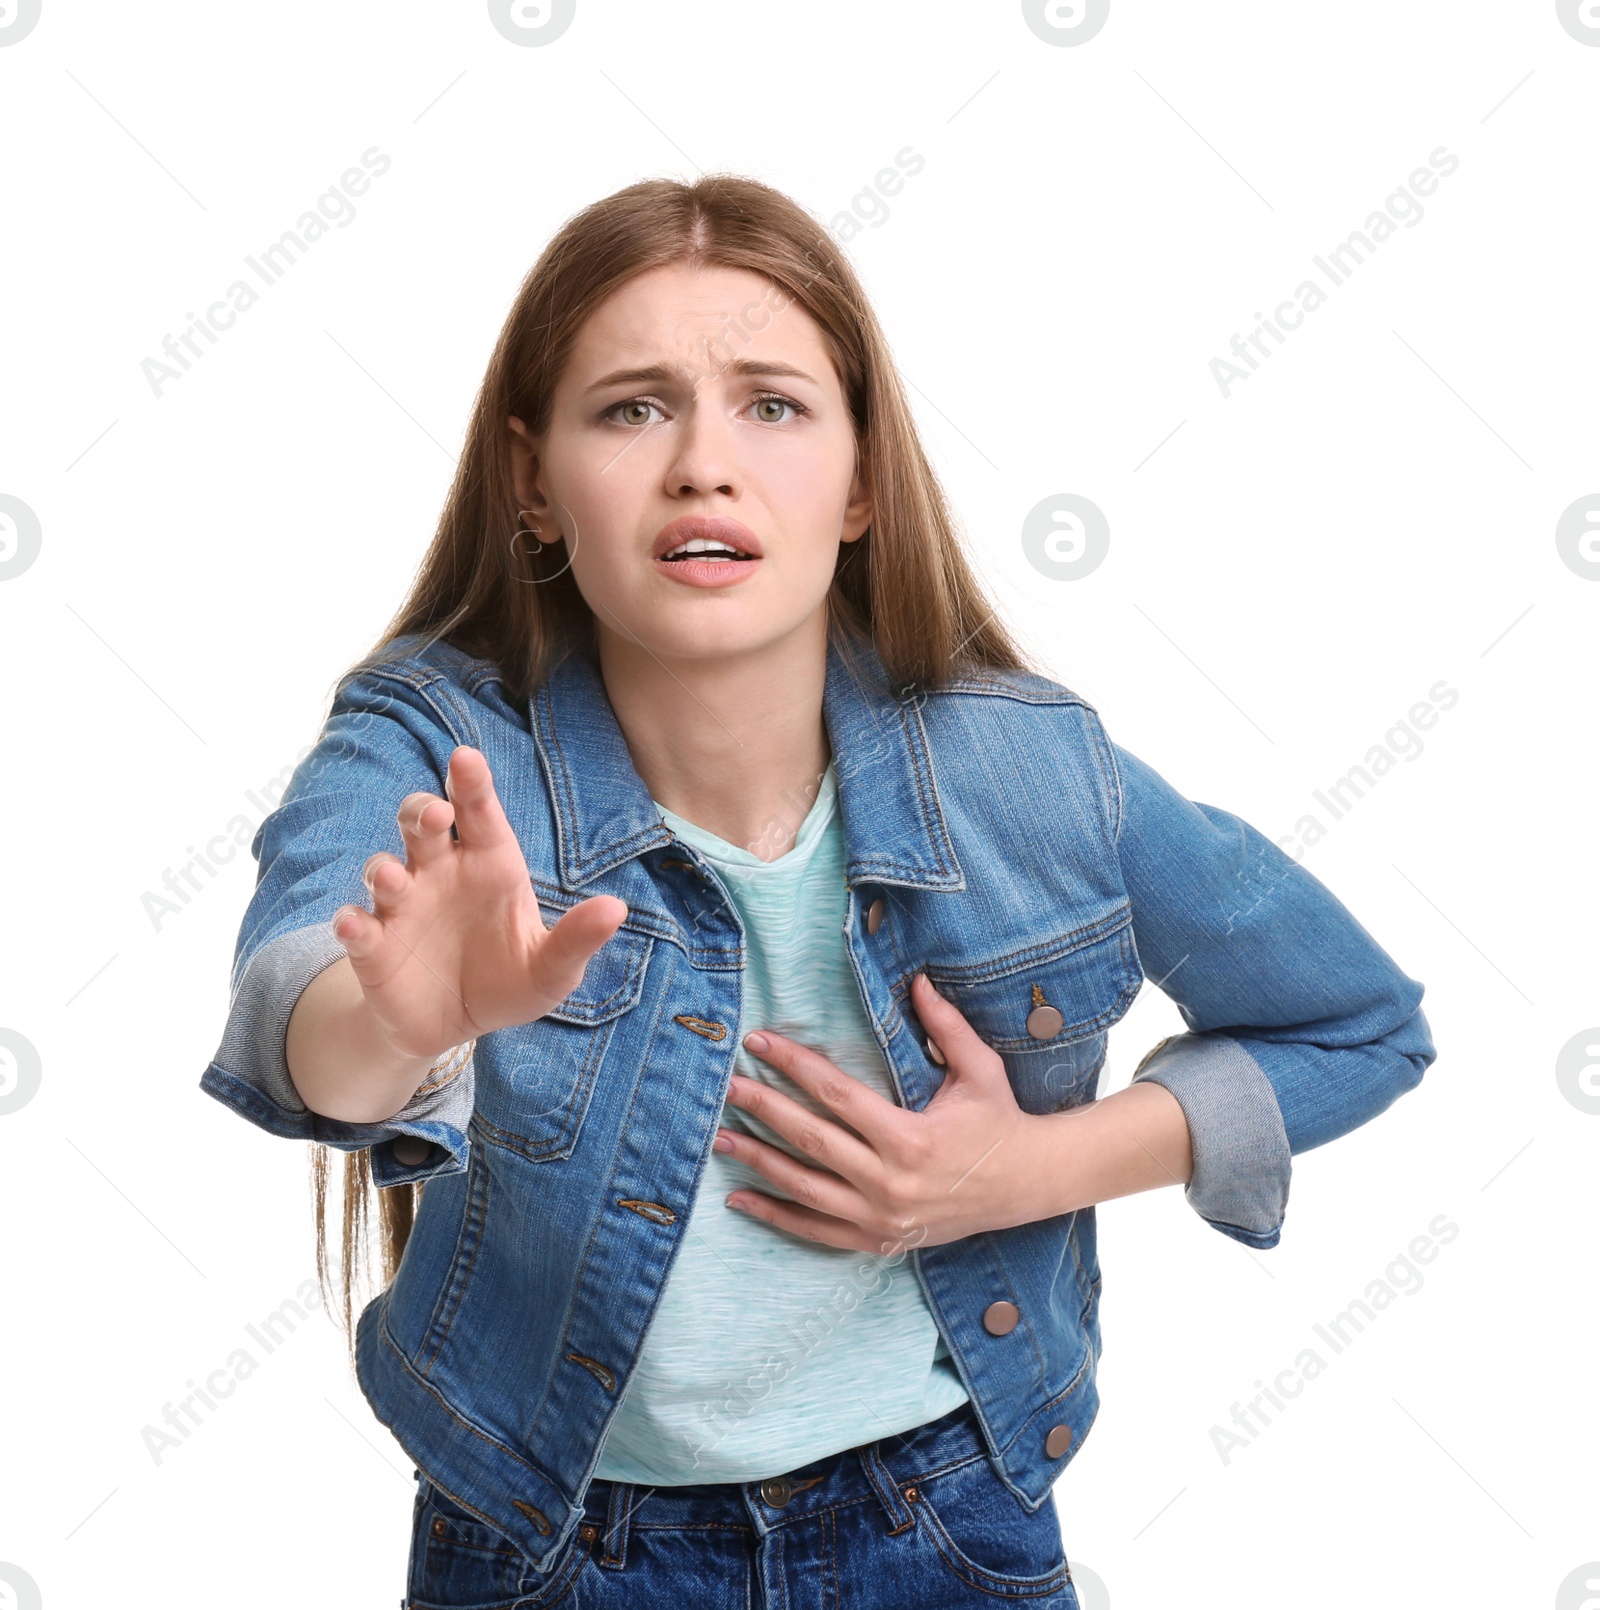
[285,956,441,1124]
[1023,1081,1195,1220]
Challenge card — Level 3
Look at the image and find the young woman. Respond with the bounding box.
[202,174,1436,1609]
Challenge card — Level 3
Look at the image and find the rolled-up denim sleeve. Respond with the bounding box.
[1100,729,1437,1250]
[198,661,477,1189]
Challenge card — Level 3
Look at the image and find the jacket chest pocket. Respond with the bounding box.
[472,925,654,1162]
[924,912,1142,1116]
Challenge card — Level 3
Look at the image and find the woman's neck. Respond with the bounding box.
[595,613,833,863]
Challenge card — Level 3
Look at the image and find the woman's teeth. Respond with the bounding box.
[663,539,748,561]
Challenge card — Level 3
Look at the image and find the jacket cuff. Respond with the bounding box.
[1131,1032,1291,1249]
[198,922,473,1187]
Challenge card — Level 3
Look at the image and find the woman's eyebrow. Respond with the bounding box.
[583,358,819,393]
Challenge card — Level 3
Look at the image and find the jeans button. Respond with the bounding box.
[759,1475,794,1507]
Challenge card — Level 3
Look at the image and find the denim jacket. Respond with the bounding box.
[200,631,1436,1578]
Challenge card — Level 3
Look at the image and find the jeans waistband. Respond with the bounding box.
[580,1400,988,1571]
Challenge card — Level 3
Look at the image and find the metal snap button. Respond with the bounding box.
[866,897,886,934]
[431,1517,446,1537]
[759,1475,793,1507]
[1045,1423,1073,1459]
[393,1136,432,1165]
[1026,1004,1065,1040]
[982,1300,1021,1336]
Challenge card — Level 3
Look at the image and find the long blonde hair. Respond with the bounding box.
[311,171,1035,1369]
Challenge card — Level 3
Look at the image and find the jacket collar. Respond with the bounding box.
[530,633,964,893]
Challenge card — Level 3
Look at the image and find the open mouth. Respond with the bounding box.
[658,539,757,563]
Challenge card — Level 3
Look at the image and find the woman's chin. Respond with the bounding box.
[597,599,825,667]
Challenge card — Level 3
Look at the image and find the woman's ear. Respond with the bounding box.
[506,416,546,516]
[840,460,873,545]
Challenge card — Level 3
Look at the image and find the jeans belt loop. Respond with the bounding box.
[857,1443,917,1535]
[598,1481,636,1570]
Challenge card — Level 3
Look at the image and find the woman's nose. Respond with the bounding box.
[663,395,739,496]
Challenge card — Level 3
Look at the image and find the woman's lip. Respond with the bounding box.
[651,554,763,589]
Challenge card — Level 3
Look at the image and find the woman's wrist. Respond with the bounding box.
[1022,1082,1195,1221]
[285,956,443,1123]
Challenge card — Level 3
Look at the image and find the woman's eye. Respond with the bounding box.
[603,394,805,427]
[607,399,663,427]
[750,394,804,424]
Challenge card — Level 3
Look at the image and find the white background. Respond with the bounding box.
[1,2,1595,1606]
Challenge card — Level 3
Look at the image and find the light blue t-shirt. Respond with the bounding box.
[592,761,970,1485]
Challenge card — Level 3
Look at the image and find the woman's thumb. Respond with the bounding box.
[911,971,1001,1084]
[534,894,629,996]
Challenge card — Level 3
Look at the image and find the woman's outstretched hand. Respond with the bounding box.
[330,745,628,1067]
[715,972,1194,1252]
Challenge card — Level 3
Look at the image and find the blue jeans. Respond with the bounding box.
[405,1402,1080,1607]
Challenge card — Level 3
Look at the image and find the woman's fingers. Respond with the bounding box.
[909,972,1005,1085]
[331,900,381,958]
[529,894,630,1002]
[721,1072,880,1187]
[740,1031,903,1148]
[361,850,411,914]
[443,746,517,850]
[396,789,455,869]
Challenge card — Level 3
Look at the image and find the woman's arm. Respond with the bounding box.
[1104,731,1437,1248]
[199,667,479,1185]
[284,955,443,1123]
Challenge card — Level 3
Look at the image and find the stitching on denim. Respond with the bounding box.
[772,1526,791,1610]
[674,1014,727,1041]
[511,1499,551,1533]
[1081,703,1125,847]
[413,1041,474,1096]
[970,1239,1052,1383]
[566,1352,616,1392]
[539,931,651,1023]
[859,1445,915,1534]
[914,1490,1072,1597]
[904,1448,987,1485]
[534,679,580,885]
[516,1530,591,1605]
[825,1505,839,1606]
[540,680,672,883]
[469,1009,616,1159]
[378,1314,567,1500]
[933,678,1090,708]
[531,875,682,946]
[897,699,961,881]
[527,986,673,1446]
[629,1519,753,1533]
[917,907,1133,985]
[430,1535,520,1560]
[994,1343,1096,1462]
[922,929,1143,1054]
[357,666,476,755]
[759,1490,877,1531]
[416,1141,490,1377]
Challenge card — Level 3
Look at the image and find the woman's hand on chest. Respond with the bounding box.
[715,972,1122,1252]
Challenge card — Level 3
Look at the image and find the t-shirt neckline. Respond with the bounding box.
[653,760,838,871]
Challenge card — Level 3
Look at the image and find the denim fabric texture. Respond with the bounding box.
[405,1400,1079,1607]
[200,629,1437,1581]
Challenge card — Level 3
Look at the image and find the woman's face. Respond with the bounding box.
[509,262,872,666]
